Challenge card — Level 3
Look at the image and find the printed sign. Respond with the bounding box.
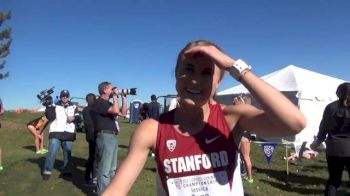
[167,171,231,196]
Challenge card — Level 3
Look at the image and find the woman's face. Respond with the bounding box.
[175,54,222,107]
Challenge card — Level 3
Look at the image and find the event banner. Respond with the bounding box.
[262,143,277,164]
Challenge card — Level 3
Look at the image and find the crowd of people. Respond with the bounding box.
[0,40,349,196]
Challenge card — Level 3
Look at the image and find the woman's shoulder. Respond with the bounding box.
[134,118,159,148]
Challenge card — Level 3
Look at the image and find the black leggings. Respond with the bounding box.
[85,140,96,182]
[325,156,350,196]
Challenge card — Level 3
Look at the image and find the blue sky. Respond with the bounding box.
[0,0,349,110]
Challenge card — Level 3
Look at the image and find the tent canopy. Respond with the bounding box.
[218,65,345,100]
[217,65,348,144]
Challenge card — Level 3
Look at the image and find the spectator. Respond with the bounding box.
[233,95,254,184]
[91,82,127,195]
[83,93,97,186]
[287,147,319,161]
[103,40,306,196]
[42,90,77,180]
[0,97,4,171]
[26,95,54,155]
[311,82,350,195]
[147,94,160,120]
[138,103,148,123]
[26,116,49,154]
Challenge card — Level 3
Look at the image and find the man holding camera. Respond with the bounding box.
[42,90,77,180]
[91,81,127,195]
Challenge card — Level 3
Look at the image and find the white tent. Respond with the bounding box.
[217,65,348,144]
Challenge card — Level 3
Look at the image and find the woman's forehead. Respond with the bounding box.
[181,55,215,68]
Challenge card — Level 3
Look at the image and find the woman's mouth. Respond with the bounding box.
[186,88,201,95]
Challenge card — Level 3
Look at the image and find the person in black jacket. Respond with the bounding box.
[147,94,160,120]
[83,93,97,186]
[311,82,350,196]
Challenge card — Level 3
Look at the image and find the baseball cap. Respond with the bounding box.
[60,90,70,98]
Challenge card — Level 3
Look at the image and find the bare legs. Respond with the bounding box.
[27,125,45,153]
[240,136,253,181]
[0,147,3,171]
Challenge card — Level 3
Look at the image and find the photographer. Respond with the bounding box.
[42,90,77,180]
[91,82,127,195]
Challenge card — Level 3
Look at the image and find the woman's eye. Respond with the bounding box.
[185,67,194,73]
[202,69,213,76]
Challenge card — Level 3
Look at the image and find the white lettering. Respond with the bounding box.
[194,155,202,170]
[163,151,230,174]
[164,159,171,173]
[202,154,211,169]
[185,156,195,171]
[210,152,220,167]
[219,151,228,166]
[177,157,187,173]
[170,158,178,173]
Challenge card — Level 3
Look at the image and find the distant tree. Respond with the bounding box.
[0,10,11,80]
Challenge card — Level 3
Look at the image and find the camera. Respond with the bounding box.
[112,87,137,96]
[37,86,54,107]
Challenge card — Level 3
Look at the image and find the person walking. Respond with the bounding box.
[91,82,127,195]
[42,90,77,180]
[311,82,350,196]
[103,40,306,196]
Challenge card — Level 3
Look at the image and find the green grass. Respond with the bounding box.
[0,112,349,195]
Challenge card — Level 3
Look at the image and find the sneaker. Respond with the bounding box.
[36,150,42,154]
[61,167,72,177]
[0,165,3,171]
[41,149,48,153]
[42,174,50,180]
[243,177,254,184]
[84,180,97,187]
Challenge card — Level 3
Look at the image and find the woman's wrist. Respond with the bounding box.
[228,59,252,81]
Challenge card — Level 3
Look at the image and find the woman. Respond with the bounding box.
[311,82,350,196]
[103,40,306,196]
[233,95,254,184]
[26,116,49,154]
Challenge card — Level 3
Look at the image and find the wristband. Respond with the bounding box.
[228,59,252,81]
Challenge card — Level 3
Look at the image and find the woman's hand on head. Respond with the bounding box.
[183,45,235,70]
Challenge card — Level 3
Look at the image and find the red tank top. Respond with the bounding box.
[155,104,239,195]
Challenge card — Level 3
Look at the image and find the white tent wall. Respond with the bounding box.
[216,65,348,146]
[296,98,331,144]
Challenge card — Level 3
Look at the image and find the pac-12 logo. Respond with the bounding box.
[166,139,176,152]
[263,145,274,157]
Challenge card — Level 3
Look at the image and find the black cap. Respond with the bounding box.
[151,94,157,100]
[60,90,70,98]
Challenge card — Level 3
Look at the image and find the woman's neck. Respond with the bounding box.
[173,104,211,135]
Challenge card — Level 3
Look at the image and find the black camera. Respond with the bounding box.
[113,87,137,96]
[37,86,54,107]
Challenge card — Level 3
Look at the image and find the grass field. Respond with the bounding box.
[0,111,349,196]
